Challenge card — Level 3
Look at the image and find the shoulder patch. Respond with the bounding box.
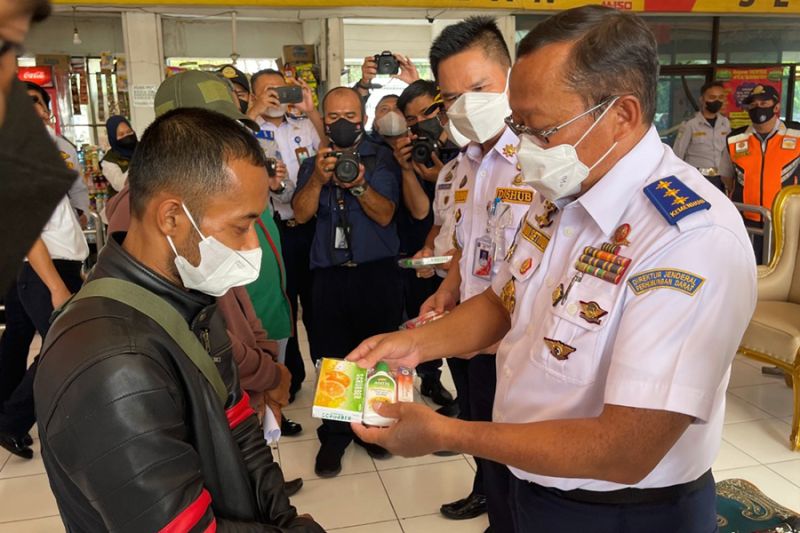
[628,269,705,297]
[727,132,749,145]
[643,176,711,226]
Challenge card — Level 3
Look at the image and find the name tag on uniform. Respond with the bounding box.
[495,187,533,205]
[692,131,706,138]
[437,183,452,191]
[783,137,798,150]
[454,190,469,203]
[521,220,550,253]
[256,130,275,141]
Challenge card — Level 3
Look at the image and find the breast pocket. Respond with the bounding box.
[534,274,619,386]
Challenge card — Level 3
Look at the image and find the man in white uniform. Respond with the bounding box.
[413,17,534,529]
[347,7,756,532]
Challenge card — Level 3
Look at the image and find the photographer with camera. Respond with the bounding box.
[293,87,402,477]
[354,51,421,99]
[246,68,325,408]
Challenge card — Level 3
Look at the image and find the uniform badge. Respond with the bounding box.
[575,245,631,285]
[734,140,749,154]
[454,208,462,224]
[454,190,468,203]
[552,283,564,307]
[543,338,576,361]
[578,301,608,325]
[500,278,516,314]
[535,201,558,229]
[519,258,533,275]
[612,223,631,247]
[628,269,706,297]
[444,171,455,183]
[459,175,468,188]
[521,221,550,253]
[502,144,517,158]
[783,137,798,150]
[495,187,533,205]
[443,196,451,205]
[643,177,710,226]
[512,174,524,186]
[221,66,237,78]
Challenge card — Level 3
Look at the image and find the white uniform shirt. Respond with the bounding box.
[432,156,461,279]
[33,196,90,262]
[454,127,532,301]
[672,112,733,177]
[491,127,756,491]
[256,116,320,221]
[49,129,90,215]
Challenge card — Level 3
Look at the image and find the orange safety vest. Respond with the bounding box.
[728,121,800,221]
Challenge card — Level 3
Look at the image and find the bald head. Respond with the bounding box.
[322,86,364,125]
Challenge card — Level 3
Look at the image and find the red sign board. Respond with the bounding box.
[17,66,54,88]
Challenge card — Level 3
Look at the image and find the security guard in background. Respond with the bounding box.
[347,7,756,533]
[727,84,800,262]
[248,68,325,401]
[418,17,531,530]
[672,81,733,194]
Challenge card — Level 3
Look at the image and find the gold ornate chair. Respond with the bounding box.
[738,185,800,450]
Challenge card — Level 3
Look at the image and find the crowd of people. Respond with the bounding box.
[0,1,779,531]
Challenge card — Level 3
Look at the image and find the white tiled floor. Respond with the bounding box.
[2,337,799,531]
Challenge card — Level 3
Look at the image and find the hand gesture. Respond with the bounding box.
[412,151,444,184]
[312,148,337,186]
[351,402,450,457]
[392,135,414,172]
[346,331,422,371]
[289,77,317,115]
[360,56,378,88]
[412,247,435,279]
[392,53,420,85]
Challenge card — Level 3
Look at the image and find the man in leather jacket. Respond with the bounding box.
[34,108,324,533]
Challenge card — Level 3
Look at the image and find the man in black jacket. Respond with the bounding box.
[34,108,323,533]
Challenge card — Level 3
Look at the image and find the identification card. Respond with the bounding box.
[472,235,496,280]
[295,146,310,163]
[334,225,349,250]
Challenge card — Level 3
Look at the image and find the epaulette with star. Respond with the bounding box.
[643,176,710,225]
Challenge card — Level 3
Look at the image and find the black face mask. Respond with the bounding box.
[117,135,138,149]
[748,105,776,125]
[326,118,363,148]
[411,116,443,140]
[705,101,723,114]
[238,98,249,114]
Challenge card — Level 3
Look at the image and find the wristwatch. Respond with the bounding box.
[270,180,287,194]
[350,184,368,197]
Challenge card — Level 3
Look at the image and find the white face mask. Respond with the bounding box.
[443,118,470,148]
[166,204,262,297]
[265,104,288,118]
[445,72,511,144]
[374,111,407,137]
[517,98,619,202]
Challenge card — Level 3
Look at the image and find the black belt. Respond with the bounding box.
[541,469,713,506]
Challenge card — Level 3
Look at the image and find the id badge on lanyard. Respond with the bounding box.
[333,188,350,251]
[472,198,512,281]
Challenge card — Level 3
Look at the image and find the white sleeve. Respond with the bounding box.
[101,160,128,192]
[605,226,756,422]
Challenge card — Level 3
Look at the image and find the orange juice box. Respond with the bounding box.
[312,358,368,423]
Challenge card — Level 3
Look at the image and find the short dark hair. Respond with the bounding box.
[376,94,398,108]
[25,81,50,110]
[250,69,284,93]
[518,6,659,124]
[322,86,365,120]
[429,16,511,80]
[397,80,437,114]
[701,81,725,96]
[26,0,51,22]
[128,108,268,219]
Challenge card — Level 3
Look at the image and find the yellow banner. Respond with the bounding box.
[54,0,800,14]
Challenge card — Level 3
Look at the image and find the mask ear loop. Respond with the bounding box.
[574,96,620,149]
[181,203,207,240]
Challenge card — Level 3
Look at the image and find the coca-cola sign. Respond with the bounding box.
[17,66,53,87]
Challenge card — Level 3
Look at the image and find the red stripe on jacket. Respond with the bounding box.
[159,489,215,533]
[226,391,256,429]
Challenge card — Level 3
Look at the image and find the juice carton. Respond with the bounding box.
[312,359,367,423]
[363,362,396,427]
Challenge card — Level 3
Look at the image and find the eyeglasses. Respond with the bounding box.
[504,96,618,145]
[0,38,24,58]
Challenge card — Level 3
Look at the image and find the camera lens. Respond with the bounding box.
[335,157,360,183]
[411,138,434,164]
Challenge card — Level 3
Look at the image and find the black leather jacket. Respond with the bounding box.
[34,234,324,533]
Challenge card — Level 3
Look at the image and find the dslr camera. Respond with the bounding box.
[411,136,440,168]
[374,51,400,75]
[330,151,361,183]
